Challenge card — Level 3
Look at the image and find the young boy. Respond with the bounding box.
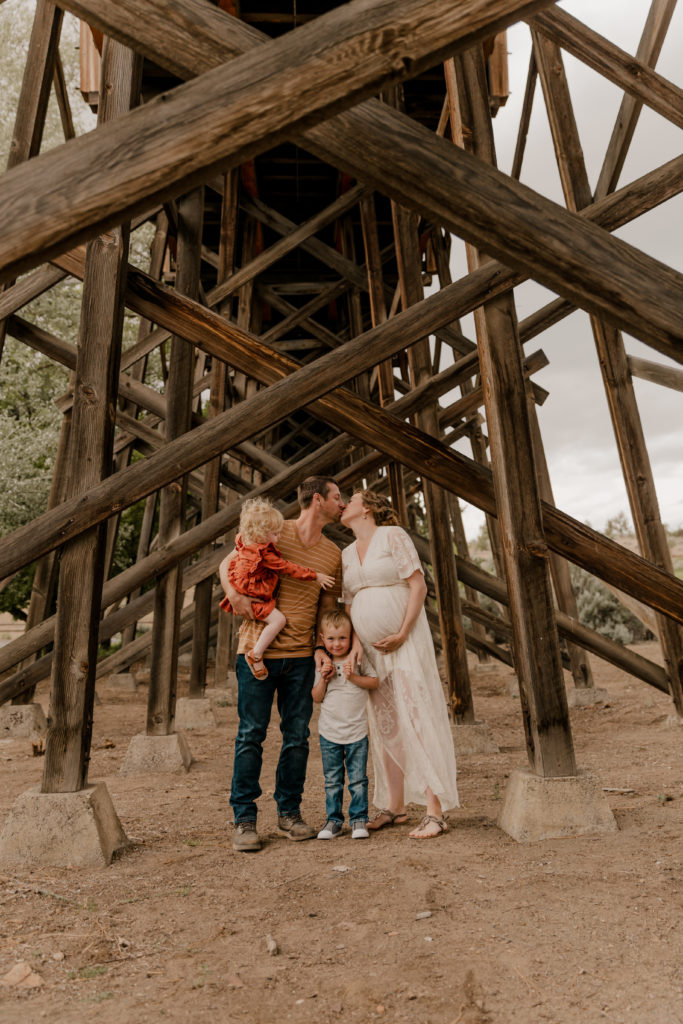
[311,609,378,840]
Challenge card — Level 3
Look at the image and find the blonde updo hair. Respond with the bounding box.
[356,489,399,526]
[238,498,285,545]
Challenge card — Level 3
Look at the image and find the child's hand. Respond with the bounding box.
[316,572,335,590]
[343,657,355,679]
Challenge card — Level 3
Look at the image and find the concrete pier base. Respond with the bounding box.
[0,783,130,867]
[566,686,610,708]
[175,697,218,730]
[105,672,137,692]
[451,721,499,755]
[119,732,193,775]
[497,768,617,843]
[0,704,47,739]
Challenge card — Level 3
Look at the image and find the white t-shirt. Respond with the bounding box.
[317,657,372,745]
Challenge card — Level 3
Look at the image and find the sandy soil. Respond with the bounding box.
[0,643,681,1024]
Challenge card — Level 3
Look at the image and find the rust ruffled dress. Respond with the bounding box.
[220,534,319,620]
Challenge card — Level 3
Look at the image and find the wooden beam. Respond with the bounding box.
[533,25,683,716]
[212,184,367,304]
[240,194,373,297]
[2,258,683,631]
[595,0,678,199]
[530,4,683,129]
[147,188,203,736]
[628,354,683,393]
[41,39,140,794]
[3,0,556,278]
[3,1,680,364]
[453,44,575,776]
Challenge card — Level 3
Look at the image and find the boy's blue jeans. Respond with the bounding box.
[319,734,369,824]
[230,655,314,824]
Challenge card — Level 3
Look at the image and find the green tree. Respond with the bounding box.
[0,4,157,615]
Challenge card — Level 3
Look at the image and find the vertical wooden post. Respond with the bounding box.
[13,408,72,704]
[454,46,576,776]
[42,38,141,792]
[359,191,407,521]
[191,171,238,698]
[146,188,203,734]
[525,390,595,688]
[391,202,473,723]
[532,28,683,716]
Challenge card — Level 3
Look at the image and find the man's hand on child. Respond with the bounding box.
[314,648,334,680]
[316,572,335,590]
[229,591,256,619]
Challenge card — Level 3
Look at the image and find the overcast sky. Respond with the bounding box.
[450,0,682,540]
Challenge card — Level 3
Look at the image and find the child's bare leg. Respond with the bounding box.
[251,608,286,661]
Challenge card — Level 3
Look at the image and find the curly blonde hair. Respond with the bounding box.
[238,498,285,545]
[356,489,399,526]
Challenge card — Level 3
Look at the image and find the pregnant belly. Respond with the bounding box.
[349,586,407,644]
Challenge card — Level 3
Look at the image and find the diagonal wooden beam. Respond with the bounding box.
[1,253,683,629]
[212,184,368,304]
[529,5,683,129]
[0,3,665,360]
[239,193,375,296]
[595,0,678,200]
[3,0,556,281]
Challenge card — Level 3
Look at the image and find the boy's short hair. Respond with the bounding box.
[319,608,352,633]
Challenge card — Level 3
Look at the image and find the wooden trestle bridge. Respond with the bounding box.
[0,0,681,840]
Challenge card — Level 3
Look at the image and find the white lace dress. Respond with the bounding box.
[342,526,459,812]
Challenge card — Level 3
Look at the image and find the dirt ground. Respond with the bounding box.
[0,642,681,1024]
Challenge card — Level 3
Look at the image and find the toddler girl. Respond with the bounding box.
[220,497,334,679]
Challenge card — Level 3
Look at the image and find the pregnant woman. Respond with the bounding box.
[341,489,459,838]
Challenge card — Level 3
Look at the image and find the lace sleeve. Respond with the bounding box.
[387,527,423,579]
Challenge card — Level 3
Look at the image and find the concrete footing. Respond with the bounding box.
[497,768,617,843]
[451,721,499,755]
[175,697,218,730]
[0,783,130,867]
[566,686,610,708]
[105,672,137,692]
[119,731,193,775]
[0,704,47,739]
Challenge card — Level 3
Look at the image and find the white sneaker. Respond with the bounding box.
[317,820,343,840]
[351,821,369,839]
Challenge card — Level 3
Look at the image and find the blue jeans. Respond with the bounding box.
[230,655,314,824]
[319,734,369,825]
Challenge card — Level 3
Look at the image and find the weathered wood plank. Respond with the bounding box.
[453,44,575,776]
[3,0,555,278]
[595,0,678,199]
[391,198,473,723]
[42,39,139,793]
[534,27,683,715]
[147,188,202,735]
[530,4,683,129]
[3,0,680,364]
[628,354,683,393]
[2,253,682,640]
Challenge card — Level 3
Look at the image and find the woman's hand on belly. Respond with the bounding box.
[372,631,406,654]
